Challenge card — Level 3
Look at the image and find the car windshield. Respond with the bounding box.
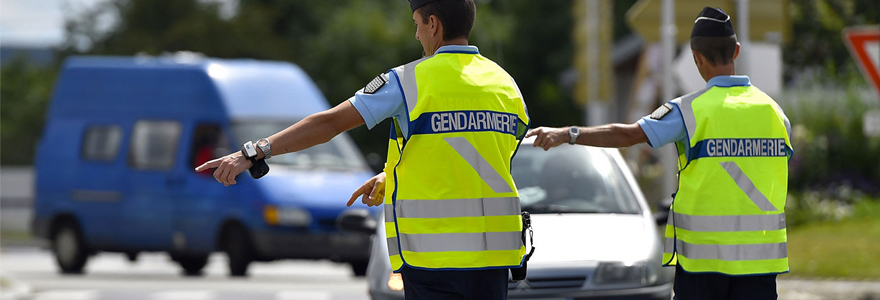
[511,145,641,214]
[233,120,368,171]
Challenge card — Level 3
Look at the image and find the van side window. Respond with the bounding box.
[82,125,123,161]
[129,120,182,170]
[191,124,229,175]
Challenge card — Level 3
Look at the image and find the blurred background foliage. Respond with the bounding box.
[1,0,878,222]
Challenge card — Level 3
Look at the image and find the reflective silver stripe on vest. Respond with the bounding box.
[392,56,431,114]
[387,236,401,256]
[444,137,514,193]
[396,197,520,219]
[665,239,787,261]
[719,162,779,212]
[399,231,522,253]
[673,212,785,232]
[384,204,395,222]
[669,87,712,142]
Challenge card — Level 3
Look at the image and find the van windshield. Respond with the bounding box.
[233,120,368,171]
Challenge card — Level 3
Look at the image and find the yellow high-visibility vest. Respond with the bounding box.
[382,49,530,271]
[663,84,792,275]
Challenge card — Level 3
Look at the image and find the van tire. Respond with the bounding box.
[175,254,209,276]
[349,261,368,277]
[223,225,253,277]
[52,220,88,274]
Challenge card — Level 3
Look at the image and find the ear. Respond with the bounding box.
[733,42,741,60]
[429,15,441,37]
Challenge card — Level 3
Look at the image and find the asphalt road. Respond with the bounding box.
[0,247,371,300]
[3,246,880,300]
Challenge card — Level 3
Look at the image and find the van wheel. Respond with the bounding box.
[52,221,88,274]
[175,254,209,276]
[349,261,368,277]
[224,225,253,277]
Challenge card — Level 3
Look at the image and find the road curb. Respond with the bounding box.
[0,276,33,300]
[778,279,880,300]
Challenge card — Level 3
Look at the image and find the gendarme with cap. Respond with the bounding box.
[661,7,793,275]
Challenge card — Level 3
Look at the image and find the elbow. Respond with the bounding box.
[616,123,647,147]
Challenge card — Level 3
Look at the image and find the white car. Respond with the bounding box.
[343,137,673,300]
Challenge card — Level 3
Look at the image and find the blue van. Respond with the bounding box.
[32,54,379,277]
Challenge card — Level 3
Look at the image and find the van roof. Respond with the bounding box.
[51,54,331,121]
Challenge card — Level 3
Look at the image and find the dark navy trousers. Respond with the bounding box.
[673,264,778,300]
[400,266,509,300]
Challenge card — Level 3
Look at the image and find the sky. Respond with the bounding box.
[1,0,106,47]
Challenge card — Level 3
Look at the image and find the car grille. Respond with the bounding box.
[508,276,588,290]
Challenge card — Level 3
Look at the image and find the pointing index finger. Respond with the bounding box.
[195,158,221,172]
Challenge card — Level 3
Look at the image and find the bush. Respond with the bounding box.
[780,84,880,196]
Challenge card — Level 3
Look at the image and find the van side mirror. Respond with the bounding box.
[654,197,673,226]
[337,209,378,234]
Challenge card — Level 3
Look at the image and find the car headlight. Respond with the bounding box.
[263,205,311,227]
[594,261,657,285]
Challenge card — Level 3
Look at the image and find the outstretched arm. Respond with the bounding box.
[526,123,648,151]
[195,101,365,186]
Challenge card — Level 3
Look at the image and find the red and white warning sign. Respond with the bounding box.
[844,26,880,100]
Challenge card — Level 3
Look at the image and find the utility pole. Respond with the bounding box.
[737,0,750,75]
[660,0,677,200]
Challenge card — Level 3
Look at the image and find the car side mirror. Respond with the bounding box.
[337,209,378,235]
[654,197,673,226]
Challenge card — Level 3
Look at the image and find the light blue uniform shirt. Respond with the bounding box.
[637,75,791,160]
[348,45,481,139]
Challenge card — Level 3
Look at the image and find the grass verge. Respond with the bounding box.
[784,217,880,279]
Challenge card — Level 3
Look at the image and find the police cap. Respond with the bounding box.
[691,7,736,38]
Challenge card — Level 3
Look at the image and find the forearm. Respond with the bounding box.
[267,112,339,156]
[575,123,647,148]
[257,101,364,158]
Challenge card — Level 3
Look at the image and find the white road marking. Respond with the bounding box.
[31,290,99,300]
[152,290,215,300]
[276,291,332,300]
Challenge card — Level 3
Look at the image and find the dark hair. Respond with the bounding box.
[416,0,476,41]
[690,35,737,65]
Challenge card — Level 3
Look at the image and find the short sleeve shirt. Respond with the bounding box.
[637,75,792,160]
[348,45,483,139]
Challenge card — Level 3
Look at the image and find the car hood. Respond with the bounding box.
[527,213,656,264]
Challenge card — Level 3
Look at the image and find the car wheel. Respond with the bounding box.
[224,225,253,277]
[175,254,209,276]
[349,261,368,277]
[52,221,88,274]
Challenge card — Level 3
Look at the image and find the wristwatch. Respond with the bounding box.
[241,141,270,179]
[568,126,580,145]
[256,138,272,159]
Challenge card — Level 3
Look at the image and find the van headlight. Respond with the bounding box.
[263,205,311,227]
[594,261,656,285]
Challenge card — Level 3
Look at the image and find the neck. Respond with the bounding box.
[431,37,469,54]
[705,64,737,80]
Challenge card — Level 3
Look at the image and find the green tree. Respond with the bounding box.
[785,0,880,83]
[0,57,59,165]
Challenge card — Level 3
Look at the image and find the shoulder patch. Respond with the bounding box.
[363,73,388,94]
[650,103,673,120]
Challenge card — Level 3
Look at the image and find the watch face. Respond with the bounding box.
[570,127,578,134]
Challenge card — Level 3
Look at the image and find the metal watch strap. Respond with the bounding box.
[256,138,272,159]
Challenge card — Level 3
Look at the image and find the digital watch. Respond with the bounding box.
[241,141,269,179]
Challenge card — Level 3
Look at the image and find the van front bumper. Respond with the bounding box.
[252,230,372,262]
